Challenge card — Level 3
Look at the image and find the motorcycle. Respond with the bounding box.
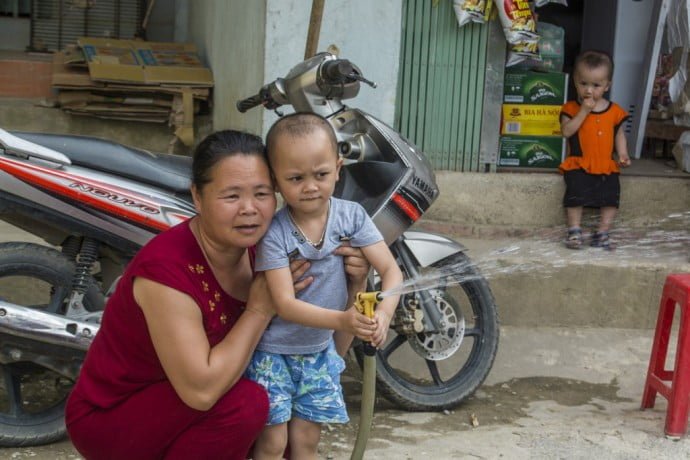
[0,52,498,447]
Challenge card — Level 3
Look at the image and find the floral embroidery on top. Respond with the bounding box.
[194,264,205,274]
[214,291,221,302]
[209,300,216,311]
[202,281,209,292]
[220,313,228,324]
[188,264,195,273]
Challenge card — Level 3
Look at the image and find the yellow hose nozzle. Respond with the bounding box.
[354,291,382,319]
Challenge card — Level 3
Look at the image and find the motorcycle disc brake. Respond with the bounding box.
[407,289,465,361]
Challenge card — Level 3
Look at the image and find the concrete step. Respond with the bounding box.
[444,230,690,330]
[426,170,690,236]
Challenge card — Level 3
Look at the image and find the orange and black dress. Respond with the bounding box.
[559,100,629,208]
[65,220,268,460]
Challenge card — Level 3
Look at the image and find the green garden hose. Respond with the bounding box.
[350,292,381,460]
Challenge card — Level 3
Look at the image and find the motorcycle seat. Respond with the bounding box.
[10,131,192,193]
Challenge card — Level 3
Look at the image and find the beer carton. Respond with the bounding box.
[499,135,565,169]
[503,69,567,105]
[501,104,562,136]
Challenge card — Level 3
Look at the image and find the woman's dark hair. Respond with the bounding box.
[191,130,266,191]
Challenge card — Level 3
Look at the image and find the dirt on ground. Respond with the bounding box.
[1,326,689,460]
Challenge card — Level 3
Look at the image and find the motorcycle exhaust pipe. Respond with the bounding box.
[0,300,99,352]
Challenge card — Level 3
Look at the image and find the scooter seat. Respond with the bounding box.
[10,131,191,193]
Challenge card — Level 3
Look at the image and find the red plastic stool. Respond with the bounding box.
[641,273,690,438]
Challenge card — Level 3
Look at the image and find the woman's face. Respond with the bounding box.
[192,154,276,249]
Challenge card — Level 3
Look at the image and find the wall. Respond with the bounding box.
[262,0,402,134]
[167,1,401,136]
[0,17,30,50]
[188,0,266,135]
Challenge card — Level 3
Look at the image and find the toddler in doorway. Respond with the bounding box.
[559,49,631,250]
[246,112,403,460]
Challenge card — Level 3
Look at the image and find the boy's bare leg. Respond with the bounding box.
[254,423,289,460]
[599,206,617,233]
[288,417,321,460]
[566,206,583,229]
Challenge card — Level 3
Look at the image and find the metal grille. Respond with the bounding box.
[30,0,143,52]
[396,0,489,172]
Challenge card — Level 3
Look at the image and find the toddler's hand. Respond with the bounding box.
[618,154,631,167]
[371,310,392,349]
[344,305,376,342]
[580,97,596,112]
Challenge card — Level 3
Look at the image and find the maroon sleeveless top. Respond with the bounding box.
[66,220,253,424]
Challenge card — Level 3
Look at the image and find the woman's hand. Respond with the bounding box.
[245,272,275,319]
[334,242,370,286]
[289,258,313,293]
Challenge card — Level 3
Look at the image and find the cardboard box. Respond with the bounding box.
[503,69,567,105]
[499,135,565,169]
[501,104,562,136]
[77,38,213,86]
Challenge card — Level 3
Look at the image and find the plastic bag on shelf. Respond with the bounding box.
[494,0,539,44]
[534,0,568,7]
[512,22,564,71]
[506,40,541,67]
[453,0,492,27]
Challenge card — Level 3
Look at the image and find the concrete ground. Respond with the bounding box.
[0,217,687,458]
[0,326,687,459]
[0,147,687,458]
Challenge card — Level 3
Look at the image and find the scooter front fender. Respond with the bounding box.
[400,230,467,268]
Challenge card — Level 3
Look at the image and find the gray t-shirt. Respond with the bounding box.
[255,197,383,354]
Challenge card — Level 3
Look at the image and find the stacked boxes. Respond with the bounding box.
[499,69,568,169]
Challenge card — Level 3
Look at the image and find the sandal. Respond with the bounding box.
[564,228,583,249]
[591,231,615,251]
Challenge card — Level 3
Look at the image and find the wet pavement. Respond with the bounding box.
[0,326,688,459]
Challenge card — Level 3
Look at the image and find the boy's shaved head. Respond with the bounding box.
[265,112,338,165]
[575,49,614,80]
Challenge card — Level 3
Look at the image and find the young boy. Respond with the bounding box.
[559,49,631,250]
[247,112,403,460]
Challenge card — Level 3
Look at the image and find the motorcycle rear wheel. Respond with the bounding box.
[355,251,499,411]
[0,242,103,447]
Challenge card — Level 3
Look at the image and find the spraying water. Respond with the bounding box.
[379,211,690,298]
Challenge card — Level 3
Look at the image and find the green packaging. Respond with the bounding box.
[503,69,568,105]
[499,135,565,169]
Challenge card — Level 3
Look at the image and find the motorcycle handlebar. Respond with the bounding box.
[236,93,264,113]
[321,59,358,84]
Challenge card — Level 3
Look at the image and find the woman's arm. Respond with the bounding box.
[135,273,273,411]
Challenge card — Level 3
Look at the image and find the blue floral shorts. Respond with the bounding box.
[245,341,349,425]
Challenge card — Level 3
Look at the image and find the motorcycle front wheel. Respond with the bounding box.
[355,251,499,411]
[0,242,103,446]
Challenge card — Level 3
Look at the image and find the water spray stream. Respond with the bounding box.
[379,211,690,299]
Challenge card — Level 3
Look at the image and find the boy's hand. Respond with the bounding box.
[343,305,376,342]
[371,310,392,348]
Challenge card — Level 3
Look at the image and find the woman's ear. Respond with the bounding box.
[191,184,202,213]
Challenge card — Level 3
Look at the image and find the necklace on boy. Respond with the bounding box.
[288,200,330,249]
